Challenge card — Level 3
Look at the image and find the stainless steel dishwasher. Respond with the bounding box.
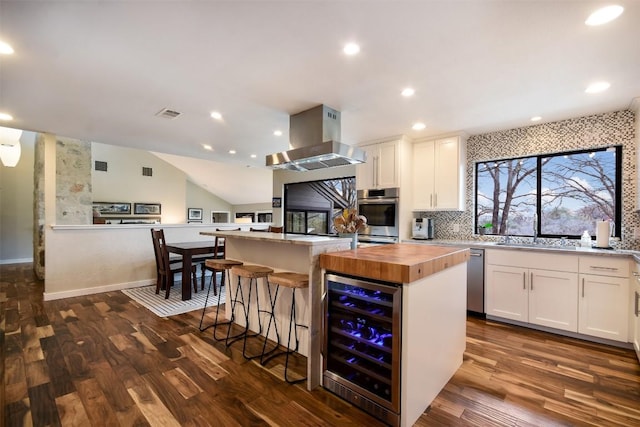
[467,248,485,314]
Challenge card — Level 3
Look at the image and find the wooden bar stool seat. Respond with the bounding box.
[199,258,243,340]
[261,271,309,384]
[227,265,274,358]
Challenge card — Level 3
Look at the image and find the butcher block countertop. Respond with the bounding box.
[320,243,470,284]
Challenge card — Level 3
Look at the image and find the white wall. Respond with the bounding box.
[186,180,233,223]
[0,131,35,263]
[92,142,187,223]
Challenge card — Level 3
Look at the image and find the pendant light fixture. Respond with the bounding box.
[0,126,23,167]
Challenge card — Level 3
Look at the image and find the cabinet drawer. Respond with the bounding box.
[579,256,629,278]
[486,249,578,272]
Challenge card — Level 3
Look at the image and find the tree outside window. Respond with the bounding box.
[476,146,620,238]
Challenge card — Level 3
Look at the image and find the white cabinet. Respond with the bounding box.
[578,256,629,342]
[356,140,398,190]
[529,269,578,332]
[412,136,465,211]
[485,264,528,322]
[485,262,578,332]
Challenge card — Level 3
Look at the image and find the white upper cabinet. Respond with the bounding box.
[412,135,465,211]
[356,140,399,190]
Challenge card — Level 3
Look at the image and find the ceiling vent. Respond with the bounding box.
[155,108,181,119]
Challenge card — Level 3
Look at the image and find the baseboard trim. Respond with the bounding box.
[0,257,34,265]
[486,315,633,349]
[43,279,154,301]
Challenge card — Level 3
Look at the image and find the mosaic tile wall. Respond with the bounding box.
[418,109,639,250]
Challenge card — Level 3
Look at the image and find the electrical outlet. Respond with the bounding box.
[453,223,460,233]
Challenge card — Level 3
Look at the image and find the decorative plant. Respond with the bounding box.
[483,222,493,229]
[333,209,367,234]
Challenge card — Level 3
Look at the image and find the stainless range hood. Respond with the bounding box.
[266,105,366,171]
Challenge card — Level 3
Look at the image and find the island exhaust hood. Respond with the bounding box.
[265,105,366,171]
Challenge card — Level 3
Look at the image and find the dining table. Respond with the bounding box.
[165,241,217,300]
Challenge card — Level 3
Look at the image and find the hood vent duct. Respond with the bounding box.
[266,105,366,171]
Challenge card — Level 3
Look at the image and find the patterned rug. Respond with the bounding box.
[122,274,225,317]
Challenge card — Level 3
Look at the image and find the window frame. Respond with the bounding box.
[475,146,622,239]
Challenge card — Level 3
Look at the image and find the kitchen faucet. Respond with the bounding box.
[532,213,538,244]
[504,219,511,244]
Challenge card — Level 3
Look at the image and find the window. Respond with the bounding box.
[285,210,329,234]
[475,146,621,238]
[284,176,356,235]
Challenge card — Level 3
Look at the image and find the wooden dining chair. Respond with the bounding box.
[151,228,198,299]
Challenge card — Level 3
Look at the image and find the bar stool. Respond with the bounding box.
[198,258,243,341]
[228,264,274,359]
[260,271,309,384]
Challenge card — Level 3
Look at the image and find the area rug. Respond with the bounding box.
[122,274,225,317]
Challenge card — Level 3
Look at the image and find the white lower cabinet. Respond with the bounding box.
[485,264,578,332]
[529,269,578,332]
[578,274,629,342]
[486,250,632,343]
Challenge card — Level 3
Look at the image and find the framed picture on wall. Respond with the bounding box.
[134,203,162,215]
[188,208,203,221]
[93,202,131,215]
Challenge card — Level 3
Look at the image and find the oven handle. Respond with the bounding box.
[357,197,399,204]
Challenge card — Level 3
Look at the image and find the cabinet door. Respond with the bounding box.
[529,269,578,332]
[578,274,629,341]
[433,137,462,210]
[356,144,378,190]
[377,141,398,189]
[412,141,434,209]
[356,142,398,189]
[486,264,528,322]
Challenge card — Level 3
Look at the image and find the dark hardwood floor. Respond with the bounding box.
[1,263,639,426]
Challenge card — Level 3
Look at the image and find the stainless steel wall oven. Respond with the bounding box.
[357,188,399,244]
[323,273,402,426]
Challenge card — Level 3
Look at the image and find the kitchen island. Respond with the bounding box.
[320,243,470,427]
[200,230,352,390]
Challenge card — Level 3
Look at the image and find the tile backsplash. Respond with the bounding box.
[418,109,638,250]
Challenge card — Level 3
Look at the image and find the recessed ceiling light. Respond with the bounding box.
[250,154,257,159]
[0,112,14,121]
[202,144,213,151]
[412,122,426,131]
[228,149,236,154]
[0,41,14,55]
[585,81,610,94]
[210,111,222,120]
[531,116,542,122]
[585,5,624,26]
[273,130,283,136]
[401,88,415,97]
[343,43,360,55]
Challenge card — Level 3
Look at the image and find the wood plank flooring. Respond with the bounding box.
[2,263,639,426]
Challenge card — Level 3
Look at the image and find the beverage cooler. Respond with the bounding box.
[323,273,402,426]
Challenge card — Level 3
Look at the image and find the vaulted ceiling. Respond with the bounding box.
[1,1,639,204]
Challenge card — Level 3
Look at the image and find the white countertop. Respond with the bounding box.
[403,238,639,259]
[201,230,352,247]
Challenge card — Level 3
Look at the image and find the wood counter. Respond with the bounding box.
[320,243,470,284]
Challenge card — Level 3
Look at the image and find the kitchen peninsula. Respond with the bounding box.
[320,244,470,427]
